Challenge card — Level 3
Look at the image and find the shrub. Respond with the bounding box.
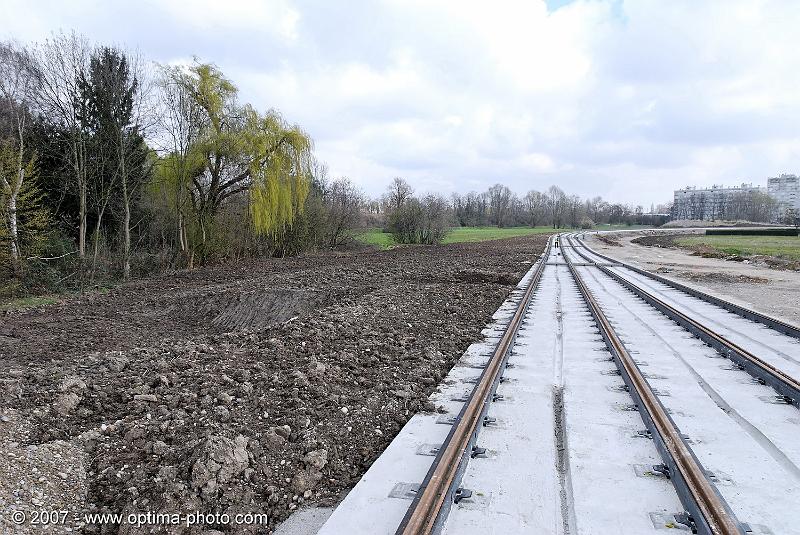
[387,194,451,244]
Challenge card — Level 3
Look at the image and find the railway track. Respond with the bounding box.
[319,232,800,535]
[572,233,800,340]
[395,236,554,534]
[567,235,800,407]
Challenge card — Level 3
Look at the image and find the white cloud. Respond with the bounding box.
[147,0,301,40]
[3,0,800,206]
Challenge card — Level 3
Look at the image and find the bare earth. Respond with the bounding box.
[0,236,548,534]
[585,230,800,328]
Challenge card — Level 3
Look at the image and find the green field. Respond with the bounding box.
[355,228,397,249]
[442,226,555,243]
[355,226,557,249]
[675,235,800,260]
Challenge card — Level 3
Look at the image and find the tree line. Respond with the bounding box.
[450,183,660,229]
[377,178,665,245]
[0,33,363,297]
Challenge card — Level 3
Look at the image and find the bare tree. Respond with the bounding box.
[31,32,92,261]
[110,50,154,279]
[324,177,364,247]
[523,190,545,227]
[418,194,451,243]
[487,183,513,227]
[383,177,413,212]
[546,185,566,228]
[157,63,204,267]
[566,194,584,227]
[117,51,154,279]
[585,196,604,223]
[451,191,488,226]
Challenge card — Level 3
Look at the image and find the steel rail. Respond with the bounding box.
[561,235,744,535]
[567,235,800,408]
[574,233,800,339]
[395,237,553,535]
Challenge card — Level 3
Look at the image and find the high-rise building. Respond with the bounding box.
[768,174,800,219]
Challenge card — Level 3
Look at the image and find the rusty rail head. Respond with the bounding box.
[396,237,553,535]
[562,234,743,535]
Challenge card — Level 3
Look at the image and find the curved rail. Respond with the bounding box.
[395,237,553,535]
[567,235,800,408]
[560,235,744,535]
[576,232,800,339]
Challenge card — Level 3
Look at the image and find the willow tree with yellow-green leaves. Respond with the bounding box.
[159,62,314,261]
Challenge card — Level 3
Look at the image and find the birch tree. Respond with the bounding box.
[0,41,40,269]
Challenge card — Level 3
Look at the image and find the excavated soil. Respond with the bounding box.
[0,235,548,534]
[595,234,622,247]
[630,234,679,249]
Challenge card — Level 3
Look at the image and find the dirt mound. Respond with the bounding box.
[757,256,800,271]
[631,234,680,248]
[454,269,518,285]
[678,271,769,284]
[207,288,328,331]
[0,235,550,533]
[596,235,621,246]
[689,245,727,259]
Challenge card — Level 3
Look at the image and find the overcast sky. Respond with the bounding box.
[3,0,800,206]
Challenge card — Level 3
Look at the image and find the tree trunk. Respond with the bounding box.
[75,139,88,260]
[89,201,109,286]
[79,185,87,257]
[6,121,25,271]
[7,192,18,261]
[122,187,131,280]
[178,212,185,252]
[121,156,131,281]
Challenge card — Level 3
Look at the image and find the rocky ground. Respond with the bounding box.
[0,235,548,534]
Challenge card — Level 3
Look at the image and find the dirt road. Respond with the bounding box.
[585,230,800,327]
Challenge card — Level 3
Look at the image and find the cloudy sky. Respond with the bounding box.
[3,0,800,206]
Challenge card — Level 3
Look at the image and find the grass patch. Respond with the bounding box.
[442,226,555,243]
[355,229,397,249]
[356,226,557,248]
[0,295,58,311]
[675,235,800,260]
